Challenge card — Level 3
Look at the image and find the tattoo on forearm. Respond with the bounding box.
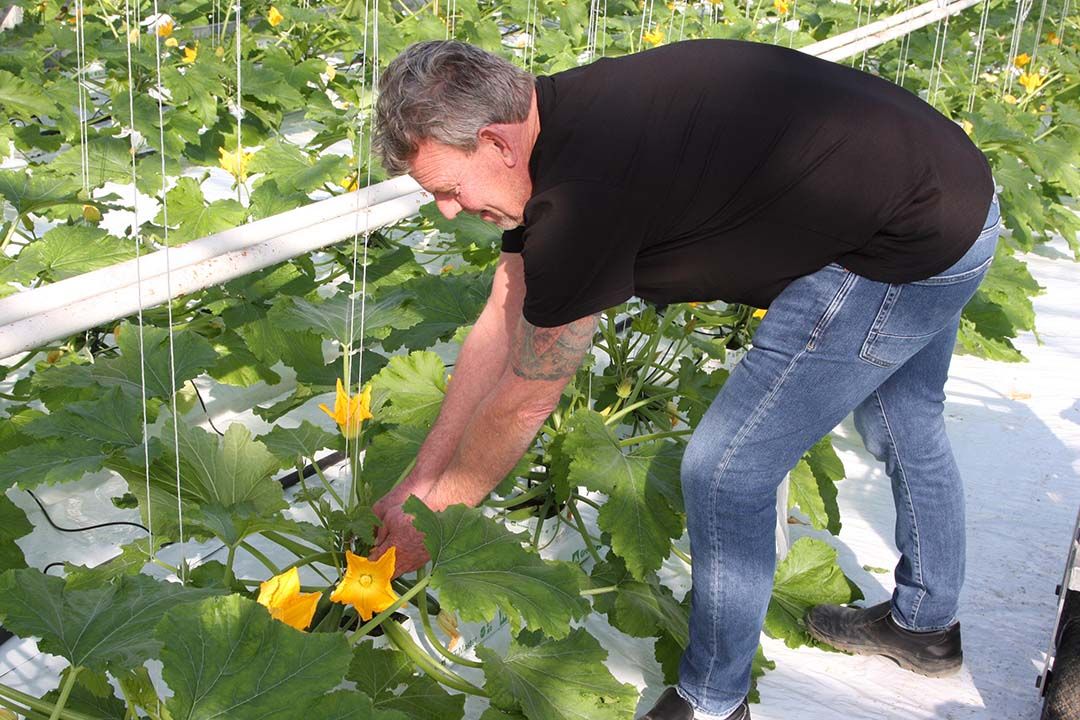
[511,314,598,381]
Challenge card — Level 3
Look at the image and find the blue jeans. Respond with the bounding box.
[676,194,1001,717]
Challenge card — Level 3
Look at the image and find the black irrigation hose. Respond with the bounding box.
[25,489,149,534]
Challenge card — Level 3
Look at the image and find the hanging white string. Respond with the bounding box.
[895,0,915,85]
[966,0,993,112]
[74,0,90,194]
[850,0,867,67]
[151,0,185,583]
[527,0,538,71]
[235,0,243,204]
[601,0,609,56]
[1002,0,1035,97]
[125,0,155,564]
[1027,0,1050,64]
[1055,0,1070,45]
[787,0,800,48]
[928,12,951,107]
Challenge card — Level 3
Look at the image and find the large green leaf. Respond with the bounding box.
[404,498,590,639]
[153,176,248,243]
[24,386,152,450]
[0,170,80,216]
[363,424,429,502]
[12,225,136,281]
[157,594,352,720]
[0,68,57,119]
[564,410,684,580]
[308,690,409,720]
[764,537,859,648]
[958,246,1043,362]
[0,493,32,571]
[0,569,218,673]
[0,437,106,491]
[257,420,342,466]
[208,330,282,387]
[248,138,350,194]
[34,323,218,400]
[110,419,286,538]
[272,289,420,346]
[588,554,687,647]
[51,137,134,188]
[787,436,844,535]
[477,629,638,720]
[381,272,489,352]
[348,643,466,720]
[369,351,447,428]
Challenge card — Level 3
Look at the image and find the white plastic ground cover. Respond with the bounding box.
[1,234,1077,719]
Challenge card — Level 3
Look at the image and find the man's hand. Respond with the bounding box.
[370,476,435,578]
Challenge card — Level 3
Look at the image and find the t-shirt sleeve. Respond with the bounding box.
[501,226,525,253]
[518,181,640,328]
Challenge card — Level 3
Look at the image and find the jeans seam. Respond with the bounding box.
[860,284,902,367]
[700,344,811,708]
[807,271,858,351]
[874,391,927,624]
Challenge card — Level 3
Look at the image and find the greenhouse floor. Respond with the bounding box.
[1,236,1078,720]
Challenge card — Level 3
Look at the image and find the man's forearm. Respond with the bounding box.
[409,301,513,480]
[425,375,554,510]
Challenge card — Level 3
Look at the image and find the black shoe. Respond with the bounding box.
[637,687,750,720]
[805,600,963,678]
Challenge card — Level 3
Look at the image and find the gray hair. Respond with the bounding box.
[374,40,535,175]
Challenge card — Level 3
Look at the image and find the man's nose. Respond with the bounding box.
[435,197,461,220]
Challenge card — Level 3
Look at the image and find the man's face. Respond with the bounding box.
[409,137,526,231]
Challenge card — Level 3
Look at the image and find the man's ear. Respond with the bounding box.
[478,125,518,168]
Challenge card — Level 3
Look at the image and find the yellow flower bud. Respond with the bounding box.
[616,378,633,399]
[82,204,101,222]
[268,6,284,26]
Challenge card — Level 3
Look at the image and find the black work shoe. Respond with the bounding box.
[805,600,963,678]
[637,687,751,720]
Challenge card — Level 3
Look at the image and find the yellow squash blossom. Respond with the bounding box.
[1047,31,1059,46]
[319,378,373,440]
[341,174,359,192]
[257,567,322,631]
[181,44,198,64]
[268,6,285,26]
[1018,72,1044,93]
[330,547,398,621]
[82,204,101,222]
[127,27,140,43]
[643,28,663,46]
[1003,93,1018,105]
[752,308,767,320]
[774,0,789,14]
[1013,52,1030,68]
[218,146,254,182]
[157,19,174,37]
[961,119,974,135]
[164,37,178,47]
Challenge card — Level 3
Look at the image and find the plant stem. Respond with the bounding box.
[382,620,488,697]
[239,541,281,576]
[48,667,82,720]
[619,429,693,446]
[531,494,554,549]
[350,574,431,641]
[223,544,237,587]
[579,585,619,596]
[310,458,346,508]
[671,544,692,565]
[486,481,550,508]
[416,569,483,668]
[568,501,603,564]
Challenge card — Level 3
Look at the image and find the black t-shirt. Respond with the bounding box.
[500,39,995,328]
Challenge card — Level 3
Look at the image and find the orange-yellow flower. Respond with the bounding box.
[643,28,663,46]
[82,204,101,222]
[218,146,254,182]
[1003,93,1018,105]
[330,547,398,621]
[437,610,462,652]
[774,0,789,14]
[257,567,321,631]
[1013,52,1031,68]
[1047,31,1059,46]
[319,378,373,440]
[341,174,359,192]
[1018,71,1044,93]
[156,19,174,37]
[164,37,179,47]
[268,6,284,26]
[181,44,198,64]
[752,308,767,320]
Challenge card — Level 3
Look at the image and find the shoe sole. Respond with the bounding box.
[804,616,963,679]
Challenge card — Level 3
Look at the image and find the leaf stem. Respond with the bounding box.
[568,501,603,564]
[238,541,281,576]
[579,585,619,596]
[416,569,483,668]
[382,619,488,697]
[48,667,82,720]
[671,544,692,566]
[619,429,693,446]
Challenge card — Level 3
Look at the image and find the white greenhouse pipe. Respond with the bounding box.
[0,188,429,359]
[803,0,984,62]
[0,175,424,328]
